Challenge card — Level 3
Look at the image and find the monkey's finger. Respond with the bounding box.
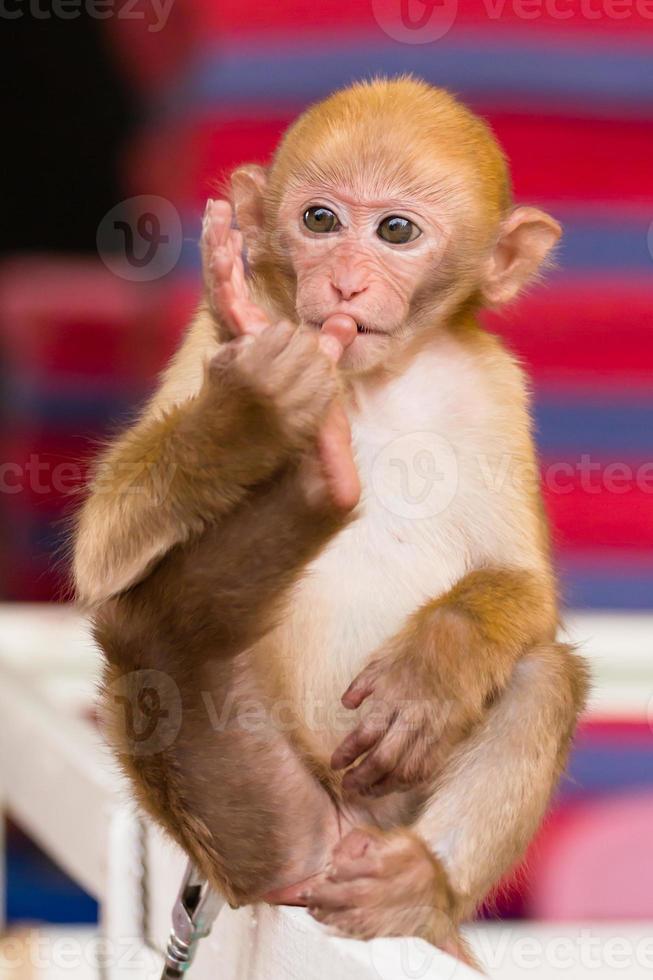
[212,245,236,289]
[210,248,244,336]
[361,722,426,797]
[202,212,232,303]
[201,205,236,328]
[341,722,404,792]
[321,314,357,350]
[214,281,237,318]
[319,313,357,364]
[202,199,232,252]
[205,219,250,332]
[214,232,245,293]
[229,230,248,300]
[325,401,351,438]
[316,406,361,512]
[331,717,388,771]
[226,225,242,257]
[341,663,380,709]
[318,334,344,363]
[223,227,243,279]
[342,754,395,794]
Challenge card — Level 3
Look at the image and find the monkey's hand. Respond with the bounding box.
[333,568,556,796]
[207,320,340,457]
[200,197,360,512]
[300,827,464,952]
[201,199,268,338]
[331,641,471,798]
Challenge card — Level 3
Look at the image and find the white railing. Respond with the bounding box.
[0,604,650,978]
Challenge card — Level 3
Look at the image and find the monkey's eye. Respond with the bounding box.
[303,206,340,234]
[377,216,421,245]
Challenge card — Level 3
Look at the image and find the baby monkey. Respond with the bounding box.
[75,77,588,965]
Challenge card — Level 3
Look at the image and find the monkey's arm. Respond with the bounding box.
[331,564,557,795]
[74,318,337,606]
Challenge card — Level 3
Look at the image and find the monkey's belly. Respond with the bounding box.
[255,503,470,766]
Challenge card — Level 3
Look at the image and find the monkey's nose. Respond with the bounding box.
[331,281,368,302]
[329,268,369,302]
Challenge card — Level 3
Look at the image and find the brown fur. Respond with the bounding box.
[74,316,339,604]
[96,469,348,903]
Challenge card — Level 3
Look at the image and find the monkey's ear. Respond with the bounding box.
[482,207,561,305]
[230,164,268,257]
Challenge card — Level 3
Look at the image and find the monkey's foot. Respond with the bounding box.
[296,826,477,966]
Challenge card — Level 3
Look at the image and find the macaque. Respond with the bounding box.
[74,77,588,966]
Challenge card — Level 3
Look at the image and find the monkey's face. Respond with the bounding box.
[231,80,561,374]
[279,183,451,372]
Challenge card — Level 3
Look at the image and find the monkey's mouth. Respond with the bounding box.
[307,320,384,336]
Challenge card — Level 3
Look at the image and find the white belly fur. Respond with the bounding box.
[258,339,516,760]
[285,489,471,758]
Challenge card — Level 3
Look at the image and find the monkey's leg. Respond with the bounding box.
[296,642,587,957]
[95,470,351,906]
[417,640,589,920]
[103,653,344,906]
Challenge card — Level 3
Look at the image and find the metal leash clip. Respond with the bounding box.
[160,860,223,978]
